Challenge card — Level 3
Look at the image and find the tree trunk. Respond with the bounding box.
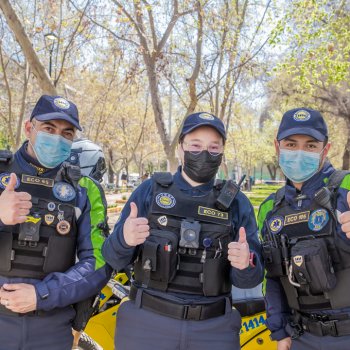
[108,161,114,184]
[343,135,350,170]
[267,164,277,180]
[167,154,179,174]
[0,0,57,95]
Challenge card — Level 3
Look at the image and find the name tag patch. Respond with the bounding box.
[198,206,228,220]
[22,175,54,188]
[284,211,310,226]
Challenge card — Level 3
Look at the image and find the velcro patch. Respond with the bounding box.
[284,211,310,226]
[22,174,54,188]
[198,206,228,220]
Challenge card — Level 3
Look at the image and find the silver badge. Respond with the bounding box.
[157,215,168,226]
[48,202,56,211]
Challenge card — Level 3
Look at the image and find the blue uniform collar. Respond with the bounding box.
[284,161,335,206]
[173,166,215,194]
[15,142,62,177]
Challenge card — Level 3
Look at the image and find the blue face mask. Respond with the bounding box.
[279,149,322,183]
[31,128,72,169]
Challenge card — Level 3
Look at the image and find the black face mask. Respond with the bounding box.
[183,151,222,183]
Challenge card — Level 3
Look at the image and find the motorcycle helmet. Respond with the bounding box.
[70,138,107,182]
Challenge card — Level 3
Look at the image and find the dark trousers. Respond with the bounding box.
[0,307,75,350]
[291,331,350,350]
[115,299,241,350]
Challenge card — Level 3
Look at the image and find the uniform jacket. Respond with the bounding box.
[0,143,112,311]
[258,161,350,340]
[103,167,263,303]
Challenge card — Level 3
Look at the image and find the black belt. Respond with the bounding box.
[129,286,228,321]
[0,304,52,317]
[296,313,350,337]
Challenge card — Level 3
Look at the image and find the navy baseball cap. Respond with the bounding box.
[277,107,328,142]
[180,112,226,140]
[30,95,82,131]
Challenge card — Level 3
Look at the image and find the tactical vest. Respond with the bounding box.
[134,173,233,297]
[263,170,350,311]
[0,152,80,280]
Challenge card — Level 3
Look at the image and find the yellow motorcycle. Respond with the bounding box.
[78,274,275,350]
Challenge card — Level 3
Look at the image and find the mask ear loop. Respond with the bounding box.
[28,121,40,158]
[318,144,328,170]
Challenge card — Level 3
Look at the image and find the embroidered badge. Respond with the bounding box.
[44,214,55,225]
[53,182,76,202]
[284,211,310,226]
[198,206,228,220]
[157,215,168,226]
[268,216,284,234]
[293,110,311,122]
[156,193,176,209]
[53,97,70,109]
[0,173,20,190]
[293,255,303,267]
[199,112,215,120]
[308,209,329,232]
[22,174,54,188]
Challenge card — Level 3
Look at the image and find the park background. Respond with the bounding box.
[0,0,349,190]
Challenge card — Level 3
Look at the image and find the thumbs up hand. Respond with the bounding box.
[123,202,150,246]
[0,173,32,225]
[227,227,250,270]
[339,192,350,239]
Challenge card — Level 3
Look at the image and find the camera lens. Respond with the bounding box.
[183,229,196,242]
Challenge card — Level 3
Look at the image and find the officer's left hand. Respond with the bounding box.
[0,283,37,313]
[340,192,350,239]
[227,227,250,270]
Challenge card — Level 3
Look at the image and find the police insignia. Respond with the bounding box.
[0,173,20,190]
[293,255,303,267]
[268,216,284,234]
[156,193,176,209]
[157,215,168,226]
[199,112,215,120]
[53,97,70,109]
[56,220,71,235]
[53,182,76,202]
[47,202,56,211]
[44,214,55,225]
[308,209,329,232]
[293,110,311,122]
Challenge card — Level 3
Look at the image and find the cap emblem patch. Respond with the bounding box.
[293,110,310,122]
[199,113,214,120]
[54,98,70,110]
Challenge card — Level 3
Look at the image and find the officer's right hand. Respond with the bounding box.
[123,202,149,246]
[277,337,291,350]
[0,173,32,225]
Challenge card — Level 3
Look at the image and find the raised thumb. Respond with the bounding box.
[238,227,247,244]
[5,173,17,192]
[128,202,138,219]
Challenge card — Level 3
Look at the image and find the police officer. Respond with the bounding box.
[102,112,264,350]
[259,108,350,350]
[0,95,111,350]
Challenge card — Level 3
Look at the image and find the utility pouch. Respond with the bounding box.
[134,229,178,287]
[291,239,337,294]
[202,257,231,296]
[262,242,284,277]
[0,231,13,272]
